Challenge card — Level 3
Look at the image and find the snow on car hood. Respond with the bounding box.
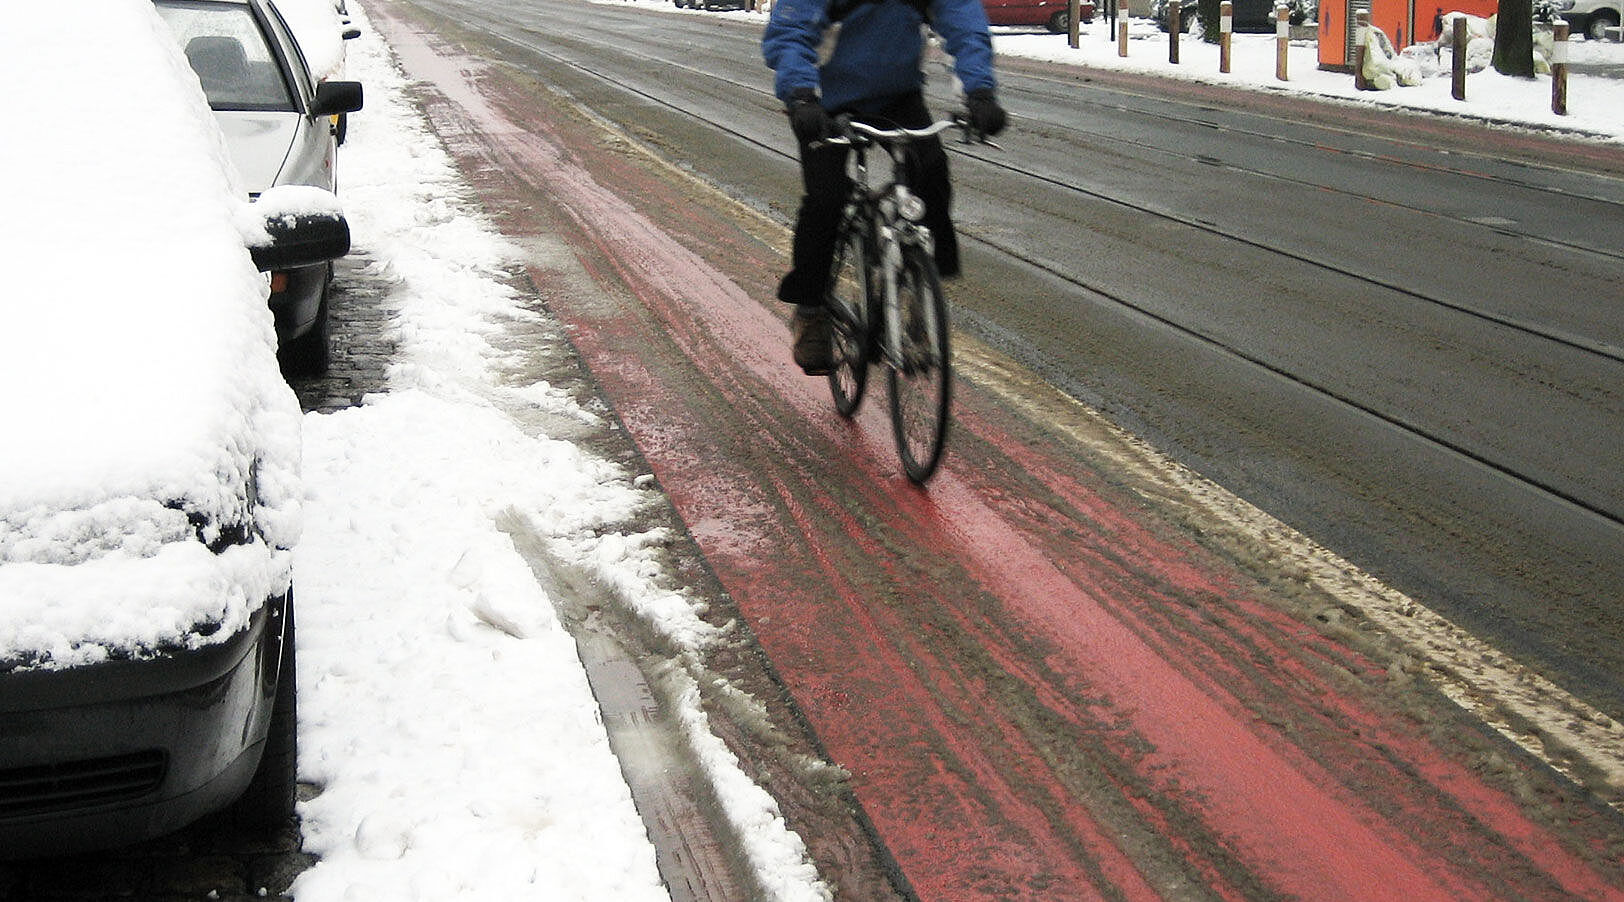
[0,3,302,669]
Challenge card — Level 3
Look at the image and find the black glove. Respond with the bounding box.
[965,88,1007,137]
[787,87,830,144]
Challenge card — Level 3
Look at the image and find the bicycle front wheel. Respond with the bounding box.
[826,219,871,417]
[887,244,951,483]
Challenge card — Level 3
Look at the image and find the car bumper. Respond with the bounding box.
[268,262,329,343]
[0,598,284,860]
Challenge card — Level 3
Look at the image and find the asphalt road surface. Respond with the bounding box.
[363,0,1624,898]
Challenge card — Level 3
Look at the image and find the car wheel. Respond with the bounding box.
[1047,9,1071,31]
[1587,10,1618,39]
[277,269,332,378]
[230,596,297,831]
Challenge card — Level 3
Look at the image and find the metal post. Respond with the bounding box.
[1451,15,1466,100]
[1220,1,1233,71]
[1353,9,1371,89]
[1552,22,1569,114]
[1275,4,1290,80]
[1119,0,1130,55]
[1169,0,1181,63]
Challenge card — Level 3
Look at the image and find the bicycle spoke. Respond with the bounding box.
[888,246,951,483]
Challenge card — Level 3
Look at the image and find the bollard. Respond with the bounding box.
[1119,0,1130,55]
[1552,22,1569,114]
[1353,10,1370,89]
[1275,4,1289,80]
[1220,1,1233,72]
[1169,0,1181,63]
[1451,15,1467,100]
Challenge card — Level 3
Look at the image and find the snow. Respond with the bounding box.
[0,1,298,669]
[2,0,1616,897]
[277,0,351,78]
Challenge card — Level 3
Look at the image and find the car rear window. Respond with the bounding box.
[155,1,296,112]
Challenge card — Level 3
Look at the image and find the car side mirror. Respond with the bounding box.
[311,80,363,117]
[248,187,350,272]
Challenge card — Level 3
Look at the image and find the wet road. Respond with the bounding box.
[368,0,1624,899]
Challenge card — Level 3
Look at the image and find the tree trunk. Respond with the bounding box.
[1493,0,1536,76]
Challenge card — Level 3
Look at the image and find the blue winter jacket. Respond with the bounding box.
[762,0,996,113]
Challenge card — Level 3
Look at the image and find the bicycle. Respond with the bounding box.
[820,115,992,483]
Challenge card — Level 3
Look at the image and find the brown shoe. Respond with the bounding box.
[791,306,832,376]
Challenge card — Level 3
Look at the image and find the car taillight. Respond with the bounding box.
[269,272,289,294]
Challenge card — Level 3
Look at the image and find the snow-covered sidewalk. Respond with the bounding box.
[985,22,1624,141]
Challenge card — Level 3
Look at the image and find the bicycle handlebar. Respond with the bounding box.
[818,114,1001,150]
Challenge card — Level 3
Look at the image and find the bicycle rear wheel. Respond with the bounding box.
[887,244,951,483]
[826,219,871,417]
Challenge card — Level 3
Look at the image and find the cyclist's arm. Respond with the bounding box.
[762,0,830,104]
[928,0,997,96]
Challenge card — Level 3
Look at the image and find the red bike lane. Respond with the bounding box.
[374,7,1624,899]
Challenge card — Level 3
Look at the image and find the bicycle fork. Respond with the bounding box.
[879,225,905,372]
[877,219,937,373]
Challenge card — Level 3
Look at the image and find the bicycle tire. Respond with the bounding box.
[826,217,871,417]
[887,244,951,483]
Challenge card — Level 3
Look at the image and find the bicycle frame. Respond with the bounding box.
[830,119,957,373]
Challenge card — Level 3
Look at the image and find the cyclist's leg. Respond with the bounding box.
[911,139,957,279]
[778,140,852,308]
[875,92,959,279]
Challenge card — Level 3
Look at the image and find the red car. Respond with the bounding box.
[983,0,1094,31]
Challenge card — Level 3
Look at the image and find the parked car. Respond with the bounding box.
[154,0,363,377]
[1152,0,1288,32]
[672,0,750,10]
[1552,0,1621,38]
[0,1,346,859]
[984,0,1095,31]
[276,0,363,144]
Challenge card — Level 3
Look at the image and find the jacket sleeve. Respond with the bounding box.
[929,0,997,95]
[762,0,829,104]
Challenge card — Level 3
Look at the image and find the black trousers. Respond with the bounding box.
[777,92,959,307]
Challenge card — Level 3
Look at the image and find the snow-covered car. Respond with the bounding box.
[154,0,363,376]
[0,2,345,859]
[275,0,364,144]
[1552,0,1621,39]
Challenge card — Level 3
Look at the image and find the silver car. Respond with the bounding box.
[155,0,363,376]
[1,0,349,856]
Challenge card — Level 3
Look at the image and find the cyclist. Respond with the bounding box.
[763,0,1007,375]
